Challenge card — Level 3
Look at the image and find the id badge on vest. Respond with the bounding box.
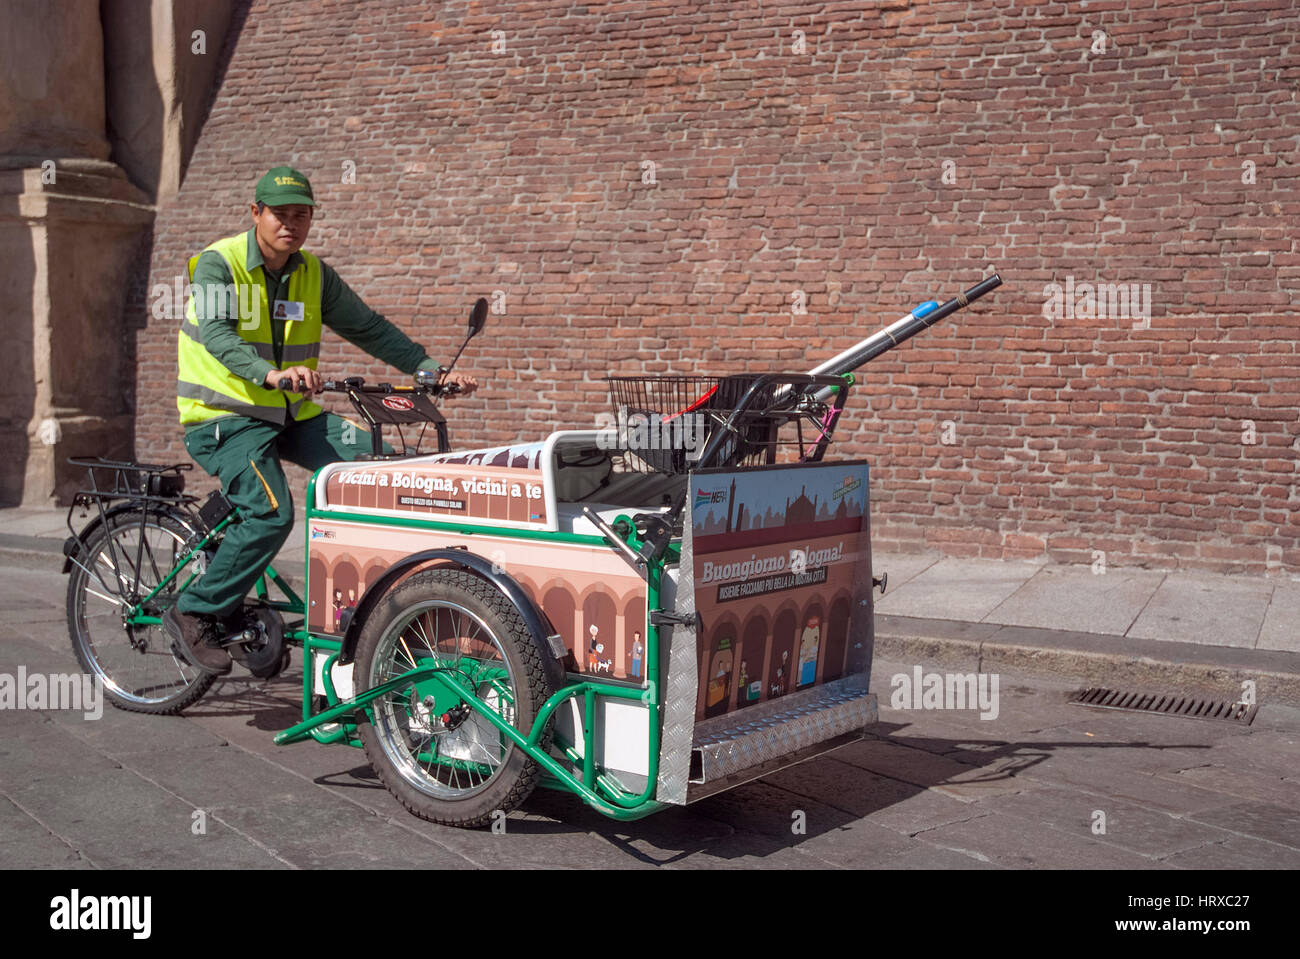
[273,299,305,325]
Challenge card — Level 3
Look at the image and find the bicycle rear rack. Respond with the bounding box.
[66,457,192,504]
[63,458,198,605]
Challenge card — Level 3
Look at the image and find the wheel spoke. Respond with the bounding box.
[82,586,122,607]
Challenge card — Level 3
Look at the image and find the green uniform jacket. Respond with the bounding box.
[185,228,438,427]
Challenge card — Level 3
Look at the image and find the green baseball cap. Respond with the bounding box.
[255,166,316,207]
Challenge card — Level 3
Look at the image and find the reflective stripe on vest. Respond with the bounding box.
[176,232,325,426]
[178,322,321,365]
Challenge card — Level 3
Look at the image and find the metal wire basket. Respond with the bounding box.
[604,374,781,473]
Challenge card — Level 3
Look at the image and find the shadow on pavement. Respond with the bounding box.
[159,671,1213,864]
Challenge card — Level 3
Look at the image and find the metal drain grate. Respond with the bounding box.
[1068,687,1258,726]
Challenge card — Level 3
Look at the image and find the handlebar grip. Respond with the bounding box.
[276,377,294,391]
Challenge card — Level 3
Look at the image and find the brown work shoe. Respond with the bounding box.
[163,607,232,675]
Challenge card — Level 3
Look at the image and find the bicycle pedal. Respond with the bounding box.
[217,628,258,647]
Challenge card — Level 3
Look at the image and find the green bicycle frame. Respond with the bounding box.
[117,507,305,627]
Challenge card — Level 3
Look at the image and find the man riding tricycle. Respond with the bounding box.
[61,167,1002,827]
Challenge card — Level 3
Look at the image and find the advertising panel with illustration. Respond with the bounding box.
[691,461,873,721]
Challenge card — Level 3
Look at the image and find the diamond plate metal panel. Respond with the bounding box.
[691,673,877,783]
[655,533,698,805]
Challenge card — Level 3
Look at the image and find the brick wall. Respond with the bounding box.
[135,0,1300,574]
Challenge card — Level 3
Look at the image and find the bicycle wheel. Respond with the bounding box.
[354,568,555,828]
[65,509,215,714]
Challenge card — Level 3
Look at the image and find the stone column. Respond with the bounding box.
[0,0,154,504]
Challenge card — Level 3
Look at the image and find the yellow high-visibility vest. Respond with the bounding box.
[177,232,324,425]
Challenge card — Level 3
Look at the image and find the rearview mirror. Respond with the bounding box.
[468,297,488,338]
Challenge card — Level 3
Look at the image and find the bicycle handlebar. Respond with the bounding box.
[274,374,462,397]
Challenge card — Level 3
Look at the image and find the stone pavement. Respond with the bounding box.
[3,501,1300,868]
[3,555,1300,869]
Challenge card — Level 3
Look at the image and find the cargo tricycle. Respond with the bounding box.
[62,276,1001,827]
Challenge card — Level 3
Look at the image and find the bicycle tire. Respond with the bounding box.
[65,508,215,714]
[353,568,556,828]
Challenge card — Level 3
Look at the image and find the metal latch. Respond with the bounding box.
[650,610,702,631]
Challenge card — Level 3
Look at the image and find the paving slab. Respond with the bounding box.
[929,755,1044,803]
[832,737,981,787]
[984,564,1166,636]
[695,777,958,868]
[1186,801,1300,851]
[757,753,927,819]
[0,810,95,869]
[681,781,923,868]
[1160,833,1300,869]
[0,508,70,538]
[510,791,761,870]
[0,813,94,870]
[1254,703,1300,734]
[876,662,1099,738]
[1029,767,1236,819]
[1153,765,1300,810]
[666,840,843,870]
[783,815,929,867]
[48,705,231,755]
[0,793,93,870]
[0,707,125,775]
[983,786,1233,858]
[874,556,1047,622]
[1208,732,1300,775]
[0,569,64,626]
[4,762,285,869]
[1128,572,1274,649]
[850,784,992,837]
[863,841,1002,869]
[913,811,1166,869]
[1258,580,1300,653]
[689,778,862,842]
[200,796,475,869]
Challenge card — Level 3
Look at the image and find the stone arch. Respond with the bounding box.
[823,591,853,682]
[736,610,770,710]
[511,572,539,606]
[766,605,799,700]
[331,555,361,631]
[360,560,387,597]
[309,556,328,633]
[581,589,618,676]
[540,582,578,671]
[794,598,827,690]
[622,593,646,681]
[701,610,742,719]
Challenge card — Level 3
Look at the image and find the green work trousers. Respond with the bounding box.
[176,412,376,619]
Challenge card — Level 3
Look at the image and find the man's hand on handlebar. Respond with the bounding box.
[440,371,478,398]
[267,366,322,395]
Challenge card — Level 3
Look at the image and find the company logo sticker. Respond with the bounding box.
[695,488,727,509]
